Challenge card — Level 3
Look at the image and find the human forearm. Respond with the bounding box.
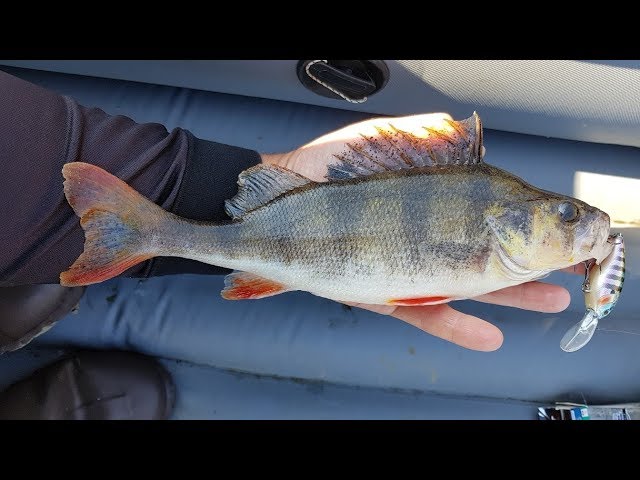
[0,69,261,285]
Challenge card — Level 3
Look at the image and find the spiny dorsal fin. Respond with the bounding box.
[225,164,313,220]
[327,112,484,181]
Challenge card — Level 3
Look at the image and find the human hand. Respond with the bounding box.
[262,113,576,352]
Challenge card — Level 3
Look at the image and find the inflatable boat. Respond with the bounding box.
[1,60,638,419]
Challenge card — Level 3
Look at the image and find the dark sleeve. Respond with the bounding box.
[0,69,262,286]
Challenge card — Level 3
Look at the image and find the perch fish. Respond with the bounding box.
[59,113,613,307]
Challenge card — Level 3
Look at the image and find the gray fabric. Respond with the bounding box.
[161,359,539,420]
[2,66,639,418]
[3,60,640,148]
[0,347,538,419]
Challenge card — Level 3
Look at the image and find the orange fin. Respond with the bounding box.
[221,272,289,300]
[60,162,164,287]
[59,209,153,286]
[388,296,451,306]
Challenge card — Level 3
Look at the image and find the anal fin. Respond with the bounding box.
[221,272,290,300]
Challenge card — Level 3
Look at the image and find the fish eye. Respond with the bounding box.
[558,202,579,223]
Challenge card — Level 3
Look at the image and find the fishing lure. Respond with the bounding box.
[560,233,625,352]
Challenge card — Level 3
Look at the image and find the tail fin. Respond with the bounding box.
[60,162,166,286]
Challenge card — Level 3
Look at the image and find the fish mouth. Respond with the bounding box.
[584,231,621,268]
[583,214,612,264]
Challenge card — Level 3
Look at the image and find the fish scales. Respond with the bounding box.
[169,165,542,302]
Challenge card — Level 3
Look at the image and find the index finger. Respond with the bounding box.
[473,281,571,313]
[346,302,504,352]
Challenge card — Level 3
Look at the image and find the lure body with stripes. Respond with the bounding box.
[59,113,613,306]
[560,234,625,352]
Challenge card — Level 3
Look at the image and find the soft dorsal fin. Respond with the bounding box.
[327,112,484,180]
[225,164,313,220]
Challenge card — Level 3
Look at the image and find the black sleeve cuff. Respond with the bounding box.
[137,132,262,277]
